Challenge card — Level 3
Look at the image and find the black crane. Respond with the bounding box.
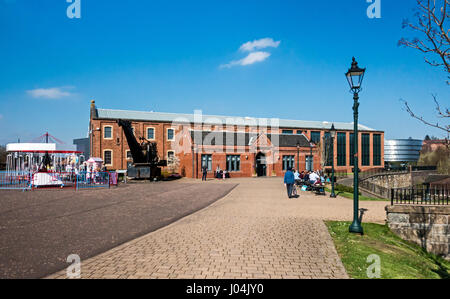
[117,119,167,179]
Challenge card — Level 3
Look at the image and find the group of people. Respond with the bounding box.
[201,165,230,181]
[284,168,327,198]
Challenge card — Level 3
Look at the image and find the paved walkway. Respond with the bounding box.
[47,177,388,279]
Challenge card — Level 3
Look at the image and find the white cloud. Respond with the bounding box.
[220,51,271,69]
[26,87,73,99]
[239,38,280,52]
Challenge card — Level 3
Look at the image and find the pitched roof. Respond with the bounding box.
[96,108,379,132]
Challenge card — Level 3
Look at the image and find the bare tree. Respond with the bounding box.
[400,95,449,137]
[399,0,450,82]
[398,0,449,141]
[318,137,332,171]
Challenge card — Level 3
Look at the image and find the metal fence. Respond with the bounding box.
[391,186,449,205]
[76,172,110,190]
[360,180,390,199]
[0,171,111,191]
[0,171,32,190]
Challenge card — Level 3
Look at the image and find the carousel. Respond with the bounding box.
[4,133,84,188]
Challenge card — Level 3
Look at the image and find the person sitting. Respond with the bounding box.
[299,171,305,180]
[304,171,310,182]
[309,171,320,185]
[314,176,323,186]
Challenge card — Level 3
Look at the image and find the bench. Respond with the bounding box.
[311,185,326,196]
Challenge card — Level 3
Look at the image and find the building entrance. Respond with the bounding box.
[255,152,267,177]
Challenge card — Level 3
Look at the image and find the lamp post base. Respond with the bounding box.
[330,194,336,198]
[349,221,364,234]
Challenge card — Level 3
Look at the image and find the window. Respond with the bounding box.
[310,131,321,144]
[167,128,175,141]
[362,134,370,166]
[373,134,381,166]
[282,155,295,171]
[147,128,155,140]
[282,130,293,135]
[226,155,240,172]
[337,133,346,166]
[104,150,112,166]
[296,130,303,135]
[201,154,212,171]
[350,133,355,166]
[324,132,333,167]
[126,150,132,160]
[103,126,112,139]
[167,151,175,159]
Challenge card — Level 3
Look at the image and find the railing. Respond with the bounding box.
[0,171,32,190]
[391,186,450,205]
[359,180,390,199]
[76,172,110,189]
[0,171,112,191]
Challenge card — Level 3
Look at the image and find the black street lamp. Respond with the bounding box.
[345,57,365,235]
[296,142,300,172]
[330,124,336,198]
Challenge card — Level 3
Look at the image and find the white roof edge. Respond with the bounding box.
[96,108,380,132]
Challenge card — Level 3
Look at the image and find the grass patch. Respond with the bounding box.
[324,187,388,201]
[326,221,450,279]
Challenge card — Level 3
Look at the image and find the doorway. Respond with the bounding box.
[255,152,267,177]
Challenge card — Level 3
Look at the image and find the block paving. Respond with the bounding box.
[48,178,388,279]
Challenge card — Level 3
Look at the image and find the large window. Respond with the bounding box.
[310,131,321,144]
[282,130,293,135]
[350,133,355,166]
[323,132,333,167]
[201,154,212,171]
[282,155,295,171]
[362,134,370,166]
[104,150,112,166]
[373,134,381,166]
[147,128,155,140]
[226,155,241,172]
[103,126,112,139]
[337,132,347,166]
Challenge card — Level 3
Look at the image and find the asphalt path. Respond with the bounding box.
[0,180,237,279]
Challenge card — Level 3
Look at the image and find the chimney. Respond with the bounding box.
[90,100,97,119]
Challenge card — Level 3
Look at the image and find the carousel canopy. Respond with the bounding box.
[6,143,81,154]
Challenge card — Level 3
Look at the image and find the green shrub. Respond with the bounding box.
[335,184,361,195]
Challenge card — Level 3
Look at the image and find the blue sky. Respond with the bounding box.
[0,0,448,145]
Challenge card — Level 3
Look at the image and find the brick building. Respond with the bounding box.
[89,101,384,178]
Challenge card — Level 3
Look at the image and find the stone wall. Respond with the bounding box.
[385,205,450,260]
[367,172,412,189]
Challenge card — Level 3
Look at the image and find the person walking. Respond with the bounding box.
[284,167,295,198]
[202,165,208,181]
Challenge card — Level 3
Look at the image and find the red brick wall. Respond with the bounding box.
[90,112,384,177]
